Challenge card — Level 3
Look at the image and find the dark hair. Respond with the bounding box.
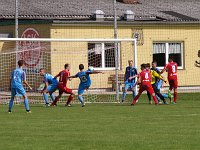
[39,68,46,72]
[18,60,25,67]
[146,63,150,68]
[64,63,69,69]
[79,64,84,70]
[152,60,157,64]
[141,63,146,69]
[168,56,174,62]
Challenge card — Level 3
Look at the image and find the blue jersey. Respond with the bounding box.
[11,68,26,88]
[125,66,138,83]
[75,70,92,86]
[43,73,58,85]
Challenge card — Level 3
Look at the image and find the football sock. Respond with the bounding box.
[24,99,30,111]
[162,93,168,99]
[122,92,126,102]
[67,95,73,105]
[8,98,14,111]
[43,93,49,104]
[152,95,158,104]
[132,91,136,98]
[174,92,177,103]
[78,95,84,105]
[50,93,55,102]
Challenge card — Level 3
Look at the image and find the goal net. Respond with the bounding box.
[0,38,137,105]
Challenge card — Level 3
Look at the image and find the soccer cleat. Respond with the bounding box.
[82,103,85,107]
[149,100,153,105]
[8,110,12,114]
[26,110,31,113]
[164,101,169,105]
[65,104,72,107]
[172,102,177,104]
[131,103,134,106]
[158,101,163,104]
[50,102,57,107]
[45,103,50,107]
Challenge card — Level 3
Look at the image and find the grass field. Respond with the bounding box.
[0,93,200,150]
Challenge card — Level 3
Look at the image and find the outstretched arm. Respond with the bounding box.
[87,71,103,74]
[24,80,32,90]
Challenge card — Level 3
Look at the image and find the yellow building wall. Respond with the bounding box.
[50,24,200,89]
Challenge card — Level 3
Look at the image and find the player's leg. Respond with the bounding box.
[147,91,152,104]
[131,87,144,105]
[153,84,167,104]
[64,87,75,106]
[122,83,129,103]
[78,85,85,106]
[47,84,57,102]
[17,87,31,112]
[173,79,178,104]
[43,93,49,106]
[147,85,158,105]
[130,83,136,98]
[51,90,63,106]
[8,88,16,113]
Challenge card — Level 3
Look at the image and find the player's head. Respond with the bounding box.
[128,60,133,67]
[140,64,146,70]
[79,64,84,71]
[152,60,157,69]
[39,68,46,76]
[198,50,200,57]
[168,56,174,62]
[146,63,150,70]
[64,63,70,70]
[18,60,25,67]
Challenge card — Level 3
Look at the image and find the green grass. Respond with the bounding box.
[0,93,200,150]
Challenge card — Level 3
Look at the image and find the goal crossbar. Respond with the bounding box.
[0,38,137,42]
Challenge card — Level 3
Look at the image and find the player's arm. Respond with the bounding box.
[22,71,32,90]
[160,64,167,74]
[133,74,141,87]
[68,75,77,78]
[53,73,60,79]
[153,71,167,83]
[24,80,32,90]
[86,71,103,74]
[129,68,138,80]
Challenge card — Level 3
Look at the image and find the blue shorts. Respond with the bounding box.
[124,82,135,91]
[78,83,91,95]
[11,87,26,97]
[155,80,163,90]
[47,84,57,93]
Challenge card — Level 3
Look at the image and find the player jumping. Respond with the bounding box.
[51,63,75,107]
[69,64,102,107]
[122,60,138,103]
[131,64,158,106]
[8,60,32,113]
[39,68,58,106]
[160,57,178,104]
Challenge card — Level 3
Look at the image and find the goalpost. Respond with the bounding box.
[0,38,137,104]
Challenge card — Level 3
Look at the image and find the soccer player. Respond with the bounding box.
[8,60,32,113]
[146,63,168,104]
[131,64,158,105]
[122,60,138,103]
[151,61,170,103]
[161,57,178,104]
[39,68,58,106]
[69,64,102,107]
[51,63,75,107]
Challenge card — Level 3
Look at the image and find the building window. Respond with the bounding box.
[88,43,119,70]
[153,42,184,69]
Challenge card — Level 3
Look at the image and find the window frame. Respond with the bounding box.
[88,42,120,71]
[153,42,184,70]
